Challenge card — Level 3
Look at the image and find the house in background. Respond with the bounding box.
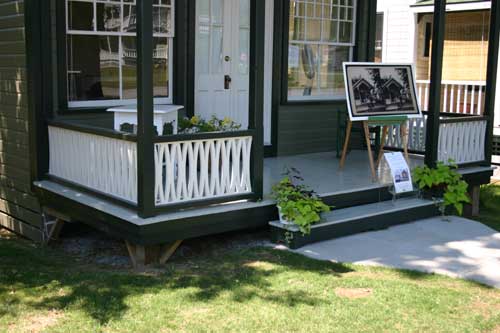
[375,0,500,159]
[0,0,498,266]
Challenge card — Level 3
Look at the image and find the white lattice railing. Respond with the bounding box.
[48,126,138,203]
[417,80,486,115]
[438,118,488,164]
[154,136,253,206]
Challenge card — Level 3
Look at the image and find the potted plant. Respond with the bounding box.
[271,168,331,235]
[413,161,470,216]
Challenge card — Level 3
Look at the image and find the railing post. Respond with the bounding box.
[483,0,500,164]
[249,0,266,199]
[424,0,446,167]
[136,0,156,218]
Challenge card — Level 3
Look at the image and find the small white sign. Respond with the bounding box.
[384,152,414,194]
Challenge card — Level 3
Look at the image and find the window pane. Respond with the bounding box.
[318,45,349,97]
[153,38,169,97]
[154,6,171,34]
[67,1,93,31]
[122,36,137,99]
[97,3,122,32]
[123,4,137,33]
[120,37,170,99]
[67,35,120,101]
[288,43,350,99]
[288,43,319,98]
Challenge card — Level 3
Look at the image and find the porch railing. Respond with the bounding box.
[416,80,486,115]
[48,125,138,203]
[48,122,258,212]
[438,116,488,164]
[383,114,488,165]
[154,132,254,207]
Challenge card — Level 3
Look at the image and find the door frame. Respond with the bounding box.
[184,0,278,156]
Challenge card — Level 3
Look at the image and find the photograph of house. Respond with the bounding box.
[347,65,418,116]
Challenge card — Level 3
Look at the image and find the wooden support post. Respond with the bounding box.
[125,240,183,269]
[464,185,481,217]
[400,122,410,162]
[339,120,353,169]
[363,121,377,180]
[159,240,183,265]
[376,125,389,168]
[47,219,65,242]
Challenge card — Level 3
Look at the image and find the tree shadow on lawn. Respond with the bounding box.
[0,237,353,325]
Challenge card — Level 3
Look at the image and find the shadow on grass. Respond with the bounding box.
[0,237,353,325]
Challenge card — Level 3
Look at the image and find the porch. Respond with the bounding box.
[35,145,492,246]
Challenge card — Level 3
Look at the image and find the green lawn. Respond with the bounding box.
[1,232,499,333]
[478,182,500,232]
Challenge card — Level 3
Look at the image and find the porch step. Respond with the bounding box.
[269,197,441,249]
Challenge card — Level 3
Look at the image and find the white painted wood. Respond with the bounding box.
[376,0,417,63]
[195,0,250,130]
[438,120,487,164]
[416,80,486,115]
[107,104,183,134]
[48,126,138,203]
[154,135,253,205]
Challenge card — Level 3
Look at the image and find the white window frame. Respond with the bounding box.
[287,0,357,101]
[65,0,175,108]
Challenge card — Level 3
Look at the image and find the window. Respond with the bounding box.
[287,0,356,100]
[65,0,174,108]
[374,13,384,63]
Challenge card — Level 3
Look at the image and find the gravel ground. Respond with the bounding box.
[50,223,270,269]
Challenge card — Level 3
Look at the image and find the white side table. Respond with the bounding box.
[107,104,184,135]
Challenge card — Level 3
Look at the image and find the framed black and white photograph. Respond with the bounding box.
[343,63,422,121]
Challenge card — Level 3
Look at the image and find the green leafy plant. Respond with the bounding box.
[179,115,241,134]
[271,167,331,235]
[413,161,470,216]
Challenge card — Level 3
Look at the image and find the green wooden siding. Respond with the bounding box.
[0,0,42,241]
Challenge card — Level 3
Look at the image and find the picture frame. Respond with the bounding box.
[343,63,422,121]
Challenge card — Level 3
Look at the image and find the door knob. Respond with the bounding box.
[224,75,232,89]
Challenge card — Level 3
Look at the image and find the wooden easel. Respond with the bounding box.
[339,116,410,180]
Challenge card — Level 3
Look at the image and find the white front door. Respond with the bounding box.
[195,0,250,129]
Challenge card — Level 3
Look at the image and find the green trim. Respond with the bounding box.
[249,0,266,199]
[424,0,446,167]
[55,0,68,113]
[24,0,48,182]
[367,115,408,125]
[483,0,500,163]
[136,1,156,218]
[48,120,137,142]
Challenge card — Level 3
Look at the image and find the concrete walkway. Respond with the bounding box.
[291,217,500,288]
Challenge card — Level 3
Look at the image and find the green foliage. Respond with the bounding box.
[271,168,331,235]
[179,115,241,134]
[413,161,470,216]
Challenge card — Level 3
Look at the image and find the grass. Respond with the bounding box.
[1,232,499,333]
[478,182,500,232]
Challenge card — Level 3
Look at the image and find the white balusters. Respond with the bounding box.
[438,120,487,164]
[48,126,138,203]
[154,136,253,206]
[416,80,486,115]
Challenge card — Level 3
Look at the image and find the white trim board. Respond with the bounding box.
[411,2,490,13]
